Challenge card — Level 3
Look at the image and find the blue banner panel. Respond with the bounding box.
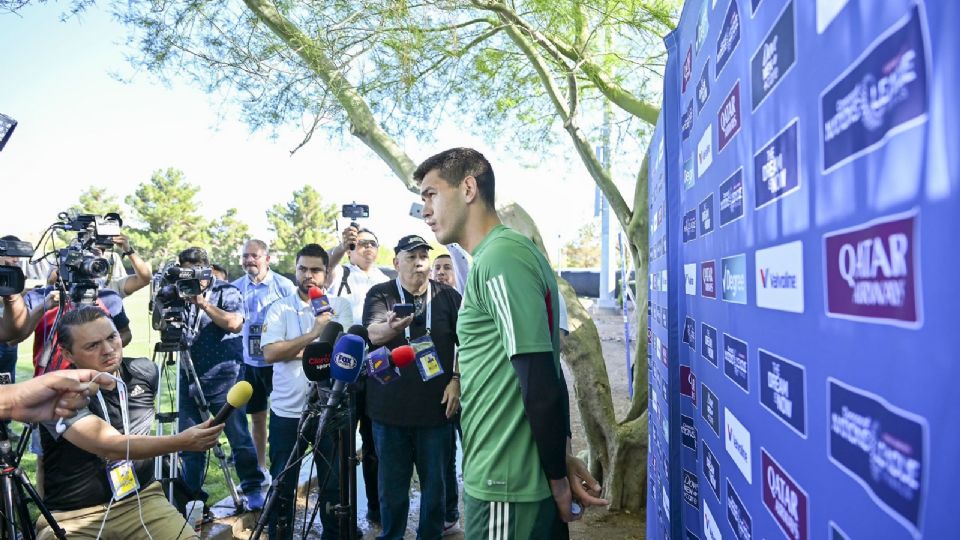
[651,1,959,539]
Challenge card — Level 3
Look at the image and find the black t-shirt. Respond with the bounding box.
[362,279,461,427]
[40,357,159,511]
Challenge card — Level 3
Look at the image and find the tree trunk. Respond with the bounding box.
[500,204,646,513]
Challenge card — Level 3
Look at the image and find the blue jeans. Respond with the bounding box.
[268,412,342,540]
[0,343,17,384]
[373,421,451,540]
[445,422,460,523]
[178,361,265,497]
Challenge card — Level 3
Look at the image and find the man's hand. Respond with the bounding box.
[309,312,334,339]
[340,226,359,251]
[43,290,60,311]
[549,477,580,523]
[177,419,224,452]
[441,378,460,418]
[112,235,131,252]
[566,454,608,508]
[385,311,414,333]
[4,370,116,423]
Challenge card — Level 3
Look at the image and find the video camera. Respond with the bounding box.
[53,212,123,304]
[0,239,34,296]
[151,263,213,350]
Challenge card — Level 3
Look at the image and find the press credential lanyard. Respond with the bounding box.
[395,278,431,341]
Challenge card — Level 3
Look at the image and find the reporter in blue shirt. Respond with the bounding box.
[232,239,296,482]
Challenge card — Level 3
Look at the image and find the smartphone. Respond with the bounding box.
[409,202,424,219]
[342,203,370,219]
[393,303,415,317]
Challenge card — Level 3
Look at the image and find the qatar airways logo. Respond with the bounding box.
[762,449,809,540]
[718,81,742,151]
[824,213,920,326]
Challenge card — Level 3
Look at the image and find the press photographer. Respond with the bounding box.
[35,306,223,539]
[164,247,265,511]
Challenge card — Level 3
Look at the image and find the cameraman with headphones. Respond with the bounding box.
[175,247,266,511]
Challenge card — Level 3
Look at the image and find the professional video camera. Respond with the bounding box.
[53,212,123,304]
[151,263,213,350]
[0,239,34,296]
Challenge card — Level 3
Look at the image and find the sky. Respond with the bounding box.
[0,2,617,266]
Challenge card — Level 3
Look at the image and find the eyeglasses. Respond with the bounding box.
[357,240,378,249]
[242,253,265,260]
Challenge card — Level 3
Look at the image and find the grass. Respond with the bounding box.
[13,288,237,508]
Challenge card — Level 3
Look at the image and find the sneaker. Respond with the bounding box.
[442,520,462,536]
[245,491,265,511]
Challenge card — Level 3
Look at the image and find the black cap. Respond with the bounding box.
[394,235,433,254]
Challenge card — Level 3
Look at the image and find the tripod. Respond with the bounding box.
[0,421,65,540]
[153,341,244,512]
[250,383,357,540]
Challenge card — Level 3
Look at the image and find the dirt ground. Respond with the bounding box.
[248,298,644,540]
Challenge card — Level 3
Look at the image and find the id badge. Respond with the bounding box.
[106,460,140,500]
[248,324,263,357]
[409,335,444,382]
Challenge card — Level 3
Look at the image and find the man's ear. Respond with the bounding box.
[393,256,400,271]
[462,175,479,204]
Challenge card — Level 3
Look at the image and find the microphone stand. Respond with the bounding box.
[334,384,359,540]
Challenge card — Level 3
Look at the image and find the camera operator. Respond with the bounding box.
[260,243,352,540]
[175,247,266,510]
[99,234,153,298]
[325,225,389,525]
[363,235,462,539]
[35,306,223,539]
[232,239,297,487]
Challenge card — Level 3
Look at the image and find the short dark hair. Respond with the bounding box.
[433,254,452,261]
[356,228,378,243]
[178,247,210,266]
[211,263,229,279]
[413,147,495,210]
[58,306,110,352]
[295,244,329,268]
[1,235,20,242]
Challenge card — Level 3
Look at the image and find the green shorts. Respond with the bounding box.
[463,491,568,540]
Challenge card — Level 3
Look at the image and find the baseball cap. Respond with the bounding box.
[394,235,433,254]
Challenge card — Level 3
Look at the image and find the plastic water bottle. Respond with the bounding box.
[185,500,204,529]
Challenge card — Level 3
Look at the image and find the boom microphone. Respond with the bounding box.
[211,381,253,426]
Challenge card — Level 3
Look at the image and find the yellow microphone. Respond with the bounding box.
[211,381,253,426]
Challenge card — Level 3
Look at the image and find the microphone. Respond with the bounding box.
[308,286,333,316]
[211,381,253,426]
[312,330,368,438]
[366,344,415,384]
[302,321,345,382]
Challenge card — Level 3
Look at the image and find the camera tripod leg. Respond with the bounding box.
[179,350,244,512]
[15,469,66,540]
[1,475,17,540]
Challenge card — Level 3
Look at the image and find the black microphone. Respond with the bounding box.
[302,321,344,382]
[345,324,370,346]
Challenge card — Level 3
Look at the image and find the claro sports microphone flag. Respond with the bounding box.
[648,2,958,540]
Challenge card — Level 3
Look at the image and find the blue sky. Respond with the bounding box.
[0,2,612,263]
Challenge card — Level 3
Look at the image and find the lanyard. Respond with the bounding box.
[395,278,431,340]
[95,374,130,439]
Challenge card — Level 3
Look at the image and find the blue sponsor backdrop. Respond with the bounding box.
[649,1,959,539]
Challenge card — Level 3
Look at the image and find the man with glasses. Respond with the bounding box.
[325,225,390,525]
[176,247,265,511]
[232,239,297,492]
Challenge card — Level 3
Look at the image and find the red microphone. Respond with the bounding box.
[308,286,332,315]
[391,345,416,368]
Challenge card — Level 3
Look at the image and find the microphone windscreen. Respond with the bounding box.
[331,334,366,384]
[345,324,369,345]
[302,341,333,382]
[225,381,254,408]
[391,345,416,368]
[317,321,344,345]
[308,286,325,300]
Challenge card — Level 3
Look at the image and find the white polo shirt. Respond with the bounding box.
[261,292,353,418]
[327,263,390,323]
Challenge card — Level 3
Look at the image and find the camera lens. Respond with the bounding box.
[81,256,110,278]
